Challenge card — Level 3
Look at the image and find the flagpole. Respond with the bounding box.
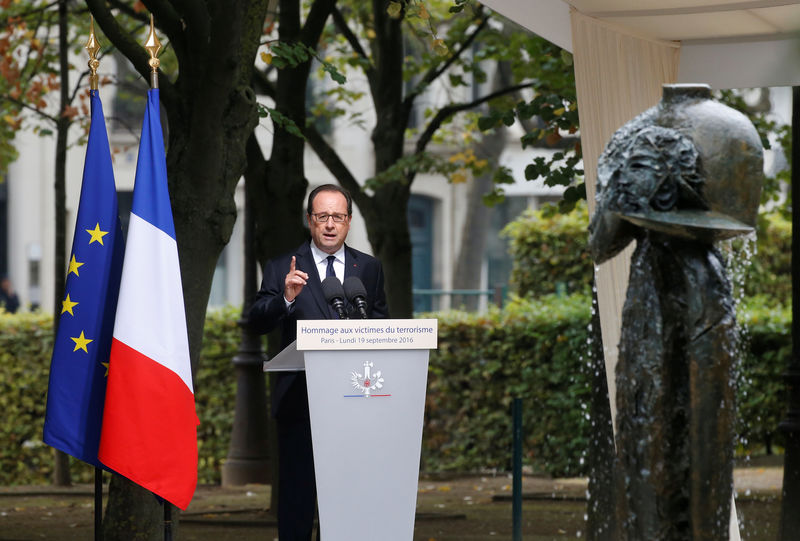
[143,14,172,541]
[85,18,105,541]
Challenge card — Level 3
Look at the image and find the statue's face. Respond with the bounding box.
[621,146,672,212]
[589,126,699,263]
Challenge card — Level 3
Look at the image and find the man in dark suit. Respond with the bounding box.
[249,184,388,540]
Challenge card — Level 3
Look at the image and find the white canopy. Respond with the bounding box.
[481,0,800,89]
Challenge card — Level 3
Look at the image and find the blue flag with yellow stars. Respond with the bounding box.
[43,89,125,468]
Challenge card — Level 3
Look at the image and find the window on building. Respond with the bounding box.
[486,195,531,297]
[409,194,434,312]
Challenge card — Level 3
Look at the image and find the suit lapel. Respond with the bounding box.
[296,242,331,318]
[343,244,362,281]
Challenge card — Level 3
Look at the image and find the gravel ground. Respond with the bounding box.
[0,466,785,540]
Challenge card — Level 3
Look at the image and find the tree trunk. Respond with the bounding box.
[87,1,269,536]
[451,128,507,311]
[52,0,71,488]
[451,61,514,311]
[250,0,336,269]
[246,0,337,516]
[366,183,413,318]
[362,2,412,317]
[102,475,166,540]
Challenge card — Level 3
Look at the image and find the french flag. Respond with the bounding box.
[99,88,198,510]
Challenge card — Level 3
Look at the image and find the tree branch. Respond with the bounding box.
[140,0,186,41]
[299,0,335,51]
[0,0,59,31]
[118,0,188,65]
[106,0,149,23]
[108,0,185,50]
[406,9,489,105]
[331,6,375,87]
[68,71,90,104]
[166,0,210,64]
[0,95,58,124]
[18,10,53,88]
[85,0,178,109]
[415,81,534,154]
[168,0,210,39]
[302,122,367,211]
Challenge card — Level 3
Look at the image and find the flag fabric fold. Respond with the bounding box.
[98,88,198,510]
[43,90,125,469]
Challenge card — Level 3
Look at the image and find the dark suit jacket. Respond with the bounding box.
[249,240,389,415]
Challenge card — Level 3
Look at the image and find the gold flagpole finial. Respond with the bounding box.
[144,14,161,89]
[85,16,101,91]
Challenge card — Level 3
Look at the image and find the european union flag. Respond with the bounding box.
[43,89,125,468]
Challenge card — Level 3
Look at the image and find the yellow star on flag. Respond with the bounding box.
[86,223,109,245]
[61,294,78,316]
[71,331,93,353]
[101,361,110,377]
[68,254,84,277]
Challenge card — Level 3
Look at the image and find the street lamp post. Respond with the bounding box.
[222,180,271,486]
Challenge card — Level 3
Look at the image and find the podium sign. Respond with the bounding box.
[301,319,437,541]
[297,318,437,351]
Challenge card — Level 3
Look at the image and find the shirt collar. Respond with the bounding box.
[309,241,345,265]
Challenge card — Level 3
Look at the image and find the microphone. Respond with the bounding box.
[343,276,369,319]
[321,276,348,319]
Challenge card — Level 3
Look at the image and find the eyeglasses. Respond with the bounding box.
[310,213,349,223]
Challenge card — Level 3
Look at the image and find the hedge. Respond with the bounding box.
[0,307,241,486]
[0,297,791,485]
[741,213,791,300]
[422,295,593,476]
[502,206,791,302]
[502,203,592,297]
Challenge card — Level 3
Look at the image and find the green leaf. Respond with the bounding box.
[387,1,403,18]
[322,63,346,84]
[481,188,506,206]
[449,74,466,87]
[477,114,497,131]
[524,163,541,181]
[262,106,307,140]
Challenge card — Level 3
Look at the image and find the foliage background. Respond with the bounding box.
[502,203,592,298]
[503,205,791,303]
[0,296,789,485]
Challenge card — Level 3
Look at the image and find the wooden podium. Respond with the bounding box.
[265,319,438,541]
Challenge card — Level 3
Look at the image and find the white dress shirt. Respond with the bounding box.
[310,241,345,283]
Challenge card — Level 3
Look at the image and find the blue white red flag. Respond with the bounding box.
[43,90,124,468]
[98,88,198,510]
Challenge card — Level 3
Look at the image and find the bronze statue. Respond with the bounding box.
[589,84,763,540]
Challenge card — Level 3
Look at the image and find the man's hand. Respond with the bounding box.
[284,256,309,303]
